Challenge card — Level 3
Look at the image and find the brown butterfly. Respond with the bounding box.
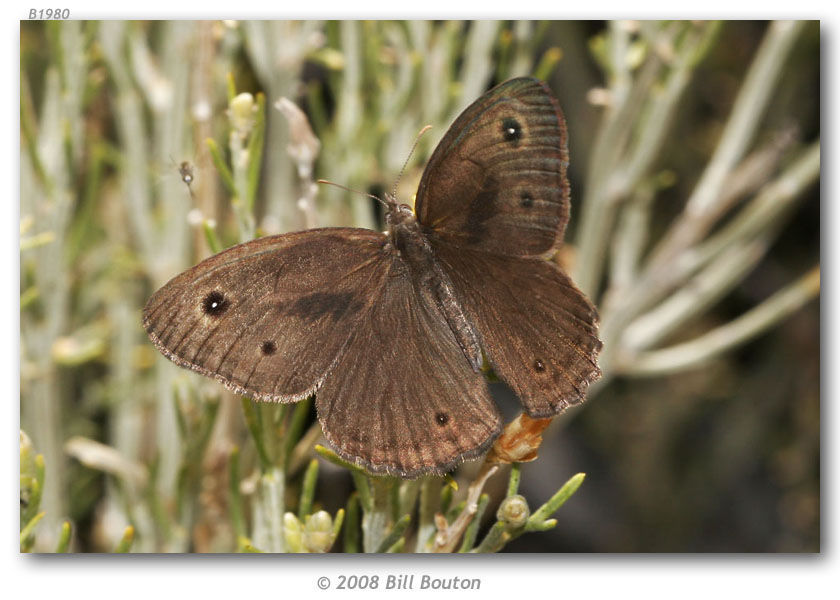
[143,78,602,478]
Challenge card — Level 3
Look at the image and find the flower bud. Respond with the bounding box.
[283,512,303,552]
[229,92,255,137]
[303,510,335,553]
[496,494,530,529]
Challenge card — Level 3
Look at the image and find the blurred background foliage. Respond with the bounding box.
[19,20,819,552]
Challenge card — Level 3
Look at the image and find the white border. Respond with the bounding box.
[6,4,834,599]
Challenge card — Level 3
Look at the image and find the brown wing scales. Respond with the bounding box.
[143,229,389,402]
[433,241,602,418]
[416,78,570,257]
[316,261,502,478]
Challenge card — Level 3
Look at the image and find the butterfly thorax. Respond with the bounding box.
[385,201,484,373]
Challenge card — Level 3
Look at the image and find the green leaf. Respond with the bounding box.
[298,459,319,519]
[206,137,236,197]
[535,47,563,81]
[527,472,585,529]
[343,494,360,553]
[203,221,222,254]
[244,93,266,213]
[226,72,237,102]
[20,511,45,551]
[55,521,72,553]
[375,514,411,553]
[114,525,135,553]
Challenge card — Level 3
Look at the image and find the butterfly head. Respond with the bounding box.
[384,195,416,229]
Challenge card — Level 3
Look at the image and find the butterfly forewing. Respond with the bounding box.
[142,229,389,402]
[416,78,570,257]
[316,262,502,477]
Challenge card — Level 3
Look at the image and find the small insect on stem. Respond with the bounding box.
[169,155,197,200]
[178,161,194,185]
[178,161,196,200]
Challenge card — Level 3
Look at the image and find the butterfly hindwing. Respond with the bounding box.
[416,78,570,257]
[316,258,502,477]
[432,241,602,417]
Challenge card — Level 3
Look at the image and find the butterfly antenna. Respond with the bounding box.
[316,179,389,209]
[391,125,433,200]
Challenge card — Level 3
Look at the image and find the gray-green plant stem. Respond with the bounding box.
[20,20,88,549]
[99,22,196,551]
[574,21,720,300]
[329,21,375,230]
[612,22,721,199]
[106,289,158,551]
[454,21,500,117]
[507,463,522,496]
[526,472,585,528]
[458,494,490,552]
[433,464,499,552]
[622,237,771,352]
[241,21,321,232]
[415,477,443,553]
[363,478,394,553]
[607,183,655,300]
[471,472,585,553]
[690,141,820,270]
[55,521,72,553]
[20,452,45,538]
[276,97,321,229]
[644,128,799,267]
[254,466,286,552]
[114,526,136,553]
[646,20,806,271]
[229,104,257,241]
[616,140,820,354]
[594,22,810,381]
[19,512,45,551]
[572,20,643,298]
[620,266,819,376]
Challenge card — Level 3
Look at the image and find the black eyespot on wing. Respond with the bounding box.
[520,192,534,208]
[202,291,229,317]
[501,117,523,143]
[261,340,277,355]
[435,412,449,426]
[533,359,545,373]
